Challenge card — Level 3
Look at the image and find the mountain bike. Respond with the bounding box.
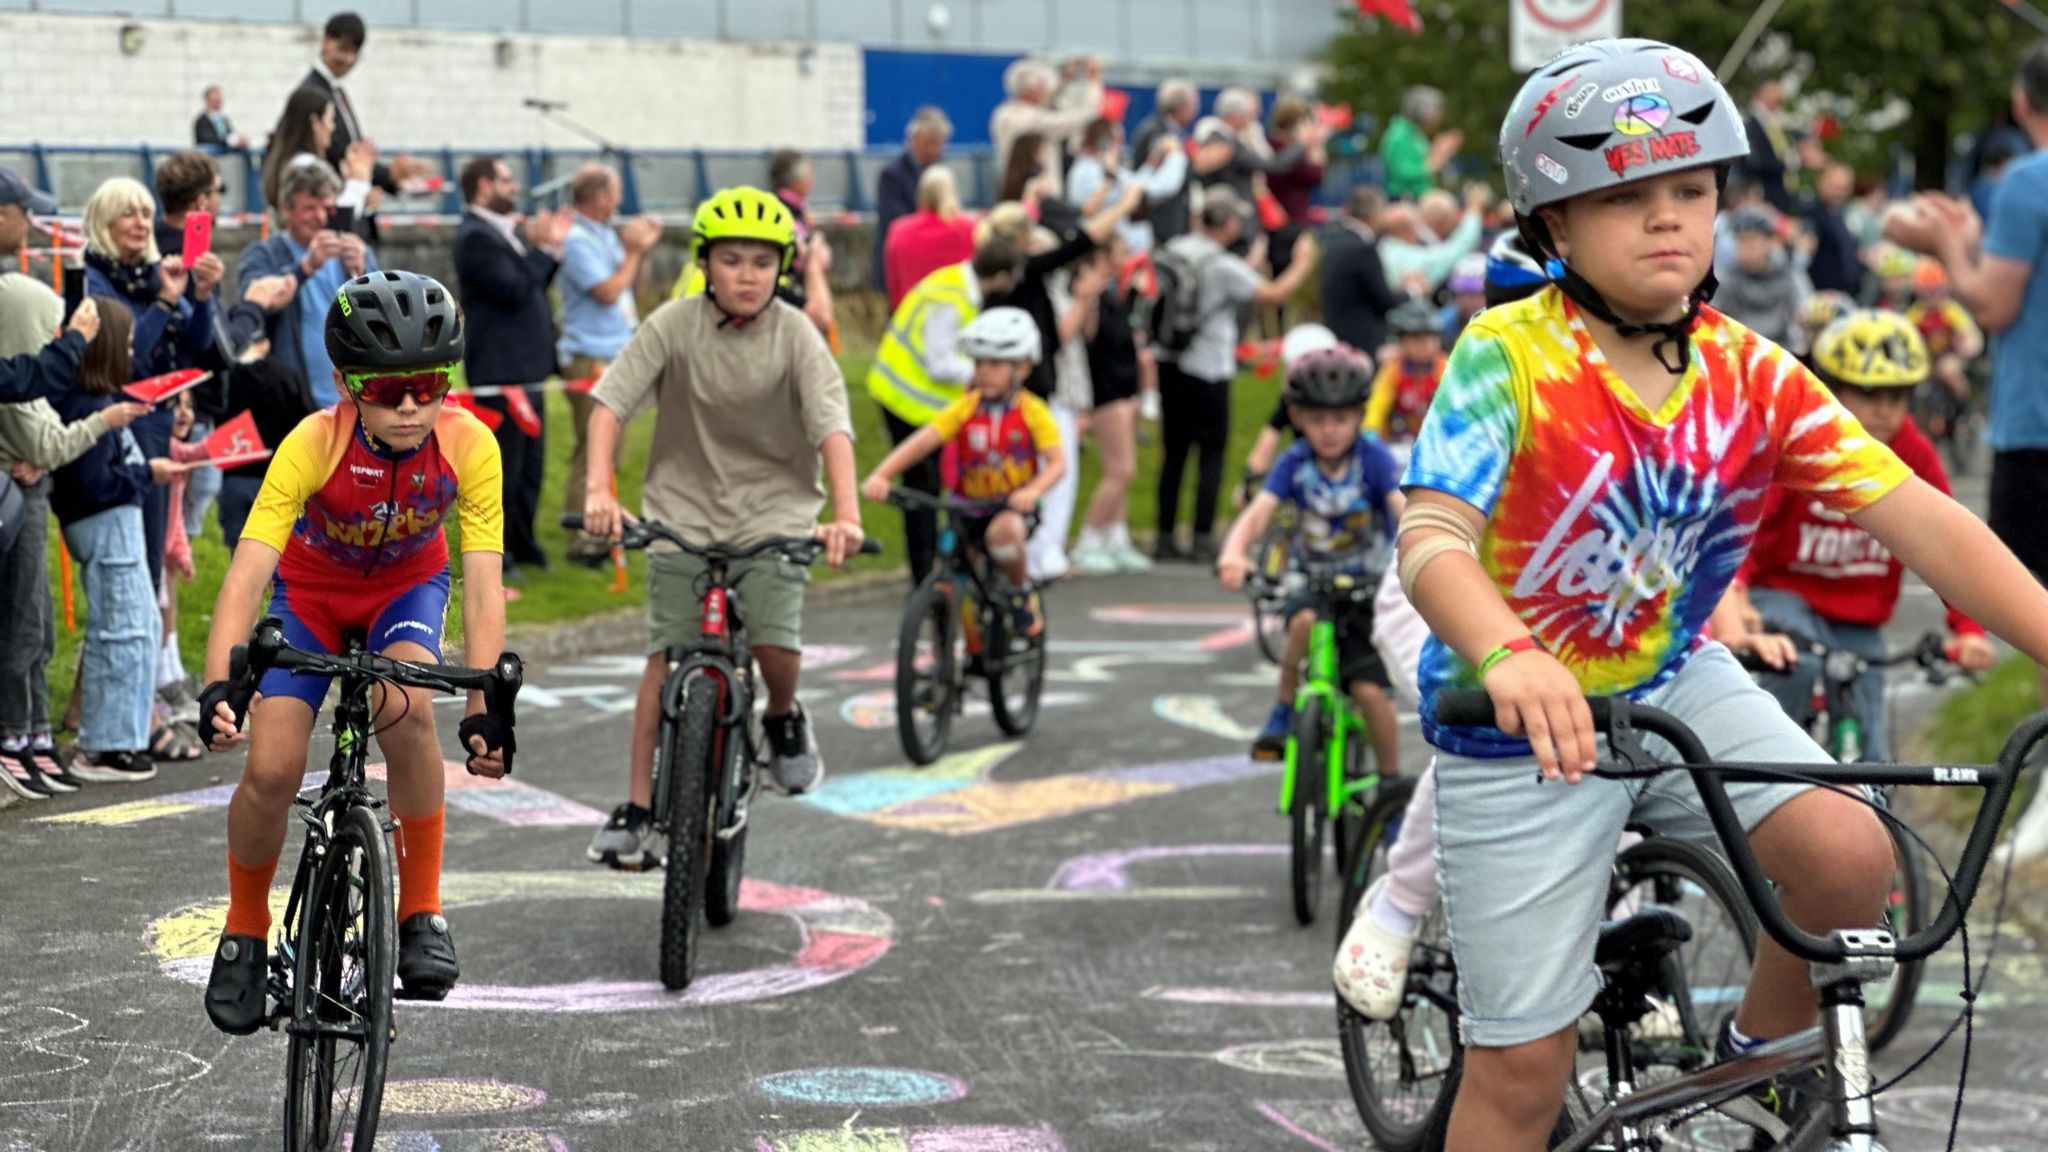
[217,617,522,1152]
[1745,627,1969,1052]
[1418,689,2039,1152]
[566,514,878,991]
[1281,563,1387,927]
[885,489,1048,766]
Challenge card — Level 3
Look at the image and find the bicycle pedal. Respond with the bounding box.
[393,984,452,1003]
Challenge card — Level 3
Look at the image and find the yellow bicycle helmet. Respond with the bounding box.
[1873,244,1918,281]
[690,186,795,273]
[1812,309,1930,390]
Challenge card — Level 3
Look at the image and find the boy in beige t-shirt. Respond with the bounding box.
[580,187,863,870]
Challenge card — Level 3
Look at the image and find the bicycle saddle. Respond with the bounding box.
[1594,907,1694,973]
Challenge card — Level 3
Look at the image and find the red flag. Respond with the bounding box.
[1354,0,1421,35]
[124,367,210,405]
[501,387,543,438]
[1100,88,1132,123]
[444,392,504,432]
[562,377,597,394]
[199,410,270,468]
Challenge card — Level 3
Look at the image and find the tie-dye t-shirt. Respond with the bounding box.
[1404,287,1911,758]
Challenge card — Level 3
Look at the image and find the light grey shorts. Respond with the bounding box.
[1431,642,1832,1048]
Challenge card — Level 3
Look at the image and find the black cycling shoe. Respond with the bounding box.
[396,912,460,1001]
[204,933,269,1035]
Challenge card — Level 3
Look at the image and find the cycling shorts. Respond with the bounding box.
[258,570,452,709]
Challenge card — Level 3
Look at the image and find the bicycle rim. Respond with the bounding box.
[1288,697,1326,926]
[283,805,392,1151]
[1337,777,1456,1151]
[1864,820,1926,1052]
[659,676,717,991]
[895,577,955,765]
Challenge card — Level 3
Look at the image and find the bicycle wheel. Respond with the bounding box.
[659,675,718,991]
[1253,592,1288,665]
[283,804,393,1152]
[1288,697,1327,927]
[1337,776,1457,1152]
[986,596,1045,737]
[703,700,748,929]
[895,576,956,765]
[1607,838,1758,1067]
[1864,817,1926,1053]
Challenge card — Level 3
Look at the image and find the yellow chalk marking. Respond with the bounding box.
[379,1077,544,1116]
[870,777,1173,835]
[38,800,203,827]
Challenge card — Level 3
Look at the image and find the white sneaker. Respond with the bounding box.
[1110,541,1154,572]
[1070,544,1120,575]
[1139,391,1161,422]
[1333,877,1416,1020]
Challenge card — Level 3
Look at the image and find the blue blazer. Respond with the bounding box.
[452,212,561,388]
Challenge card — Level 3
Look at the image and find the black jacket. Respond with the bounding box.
[193,111,235,148]
[298,69,400,195]
[872,151,923,290]
[452,211,561,388]
[1318,223,1409,355]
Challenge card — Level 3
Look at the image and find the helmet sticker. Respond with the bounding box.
[1563,82,1600,119]
[1535,154,1571,184]
[1605,131,1701,177]
[1612,94,1673,136]
[1600,77,1661,103]
[1662,56,1702,83]
[1524,73,1583,136]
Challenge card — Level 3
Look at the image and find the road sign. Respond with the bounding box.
[1511,0,1621,72]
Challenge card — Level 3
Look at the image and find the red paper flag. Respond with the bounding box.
[501,387,543,438]
[199,410,270,468]
[563,377,597,394]
[124,367,210,405]
[443,392,504,432]
[1100,88,1132,124]
[1353,0,1421,35]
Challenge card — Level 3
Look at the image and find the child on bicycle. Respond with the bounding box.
[1237,322,1342,504]
[580,186,863,870]
[1904,259,1984,437]
[1399,40,2048,1152]
[1714,310,1997,760]
[1363,297,1448,449]
[196,270,513,1034]
[860,307,1066,639]
[1216,345,1403,776]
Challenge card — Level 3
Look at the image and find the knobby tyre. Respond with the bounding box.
[660,674,718,991]
[283,803,393,1152]
[703,687,748,929]
[895,576,956,765]
[1337,775,1458,1152]
[1289,696,1327,927]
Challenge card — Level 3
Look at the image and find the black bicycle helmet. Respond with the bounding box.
[324,270,465,371]
[1286,345,1374,409]
[1388,297,1441,338]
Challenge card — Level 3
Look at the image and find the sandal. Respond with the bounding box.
[149,724,204,763]
[1333,876,1417,1020]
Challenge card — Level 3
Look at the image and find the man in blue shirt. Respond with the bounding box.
[556,164,660,566]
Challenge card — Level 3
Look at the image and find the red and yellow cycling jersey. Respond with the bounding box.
[1905,298,1983,362]
[241,404,505,590]
[930,390,1062,502]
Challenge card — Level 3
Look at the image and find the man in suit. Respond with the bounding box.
[192,87,245,150]
[452,155,572,580]
[871,107,951,290]
[1318,185,1414,356]
[299,12,425,239]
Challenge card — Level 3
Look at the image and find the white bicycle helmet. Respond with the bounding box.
[958,306,1042,364]
[1280,323,1339,371]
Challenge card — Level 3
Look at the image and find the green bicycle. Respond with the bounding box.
[1278,564,1386,926]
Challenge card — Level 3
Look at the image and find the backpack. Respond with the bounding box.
[1147,243,1223,358]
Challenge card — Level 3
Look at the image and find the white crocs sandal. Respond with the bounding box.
[1333,875,1417,1020]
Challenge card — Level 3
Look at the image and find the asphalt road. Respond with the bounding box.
[4,464,2046,1152]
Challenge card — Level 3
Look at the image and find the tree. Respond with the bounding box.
[1323,0,2035,190]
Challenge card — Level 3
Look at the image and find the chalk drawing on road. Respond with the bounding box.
[753,1123,1066,1151]
[1049,651,1215,684]
[380,1078,548,1117]
[1213,1039,1346,1080]
[1253,1099,1361,1152]
[1091,603,1250,626]
[1142,987,1328,1009]
[752,1067,968,1108]
[972,843,1283,905]
[1152,695,1259,741]
[1881,1086,2045,1134]
[0,1006,212,1108]
[38,761,607,830]
[838,689,1087,732]
[149,875,892,1015]
[805,751,1274,837]
[372,1131,569,1151]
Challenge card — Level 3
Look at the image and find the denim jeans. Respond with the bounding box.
[1747,587,1891,762]
[62,504,160,753]
[217,471,264,552]
[0,477,54,737]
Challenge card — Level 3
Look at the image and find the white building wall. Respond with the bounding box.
[0,13,866,150]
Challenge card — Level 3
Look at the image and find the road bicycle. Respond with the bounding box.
[1414,689,2037,1151]
[217,617,522,1151]
[1280,563,1389,927]
[886,489,1048,766]
[567,514,878,991]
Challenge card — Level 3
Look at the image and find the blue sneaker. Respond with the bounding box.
[1252,702,1293,761]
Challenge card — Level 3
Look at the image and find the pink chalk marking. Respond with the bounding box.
[798,930,892,973]
[1197,622,1255,652]
[830,660,899,682]
[1050,844,1287,892]
[1252,1101,1348,1152]
[1090,603,1249,626]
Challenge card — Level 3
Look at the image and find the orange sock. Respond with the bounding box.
[225,851,280,940]
[394,807,445,923]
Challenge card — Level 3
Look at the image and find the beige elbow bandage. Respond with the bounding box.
[1397,503,1481,599]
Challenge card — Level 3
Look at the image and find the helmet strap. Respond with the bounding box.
[1554,263,1714,376]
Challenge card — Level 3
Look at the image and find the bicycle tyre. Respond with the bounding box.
[659,675,718,991]
[283,803,393,1152]
[1254,594,1287,665]
[1337,776,1457,1152]
[987,597,1045,737]
[703,703,747,929]
[895,576,956,766]
[1288,697,1326,927]
[1607,837,1758,1065]
[1864,819,1926,1053]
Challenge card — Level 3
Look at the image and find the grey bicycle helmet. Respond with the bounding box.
[1286,345,1374,409]
[1388,297,1441,337]
[958,306,1043,364]
[324,270,465,371]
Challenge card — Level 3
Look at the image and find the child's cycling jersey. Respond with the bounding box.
[1364,353,1448,442]
[1906,298,1982,361]
[931,389,1062,502]
[1263,436,1400,575]
[241,404,505,590]
[1405,287,1912,758]
[1742,416,1983,637]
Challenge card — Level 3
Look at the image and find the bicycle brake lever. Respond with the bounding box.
[1602,699,1659,777]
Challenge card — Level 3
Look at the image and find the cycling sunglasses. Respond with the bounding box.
[343,366,456,408]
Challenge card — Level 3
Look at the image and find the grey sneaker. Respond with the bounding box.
[586,801,661,871]
[70,748,156,783]
[765,705,824,796]
[158,679,201,726]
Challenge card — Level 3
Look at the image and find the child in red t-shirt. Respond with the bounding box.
[1363,298,1446,446]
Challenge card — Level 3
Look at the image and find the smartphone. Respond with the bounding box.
[182,211,213,261]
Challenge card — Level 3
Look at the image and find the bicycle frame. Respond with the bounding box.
[652,567,757,839]
[1278,575,1381,820]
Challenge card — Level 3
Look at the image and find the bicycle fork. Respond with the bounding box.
[1787,930,1893,1152]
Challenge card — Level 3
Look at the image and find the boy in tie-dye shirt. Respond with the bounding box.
[1390,40,2048,1152]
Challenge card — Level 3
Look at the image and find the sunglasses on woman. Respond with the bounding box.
[343,366,455,408]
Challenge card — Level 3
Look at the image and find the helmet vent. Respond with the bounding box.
[1678,102,1717,126]
[394,290,414,319]
[365,319,400,353]
[423,315,443,346]
[1557,132,1611,152]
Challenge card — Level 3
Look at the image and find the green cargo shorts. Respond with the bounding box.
[647,549,809,654]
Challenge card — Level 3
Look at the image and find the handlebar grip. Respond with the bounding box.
[560,513,585,531]
[858,538,884,556]
[1433,690,1497,728]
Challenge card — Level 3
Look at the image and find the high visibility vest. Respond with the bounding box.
[865,261,978,427]
[669,263,706,301]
